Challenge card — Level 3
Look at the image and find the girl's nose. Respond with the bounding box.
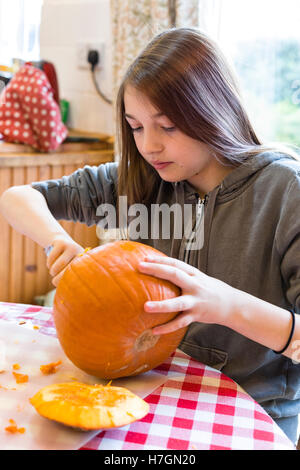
[141,130,163,155]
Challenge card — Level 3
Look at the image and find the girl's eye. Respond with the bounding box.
[131,126,142,133]
[162,126,176,132]
[130,125,176,133]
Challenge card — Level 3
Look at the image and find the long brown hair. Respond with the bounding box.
[116,27,297,206]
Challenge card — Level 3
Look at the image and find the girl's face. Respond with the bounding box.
[124,86,232,195]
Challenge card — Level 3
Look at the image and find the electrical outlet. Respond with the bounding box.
[77,42,105,69]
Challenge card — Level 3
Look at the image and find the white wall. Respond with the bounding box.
[40,0,113,135]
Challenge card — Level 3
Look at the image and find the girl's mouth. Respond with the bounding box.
[152,162,172,170]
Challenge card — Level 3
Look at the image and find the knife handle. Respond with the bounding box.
[44,245,53,257]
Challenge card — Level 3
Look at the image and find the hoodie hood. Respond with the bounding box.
[217,151,293,201]
[173,151,294,202]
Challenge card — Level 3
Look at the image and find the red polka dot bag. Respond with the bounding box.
[0,64,68,152]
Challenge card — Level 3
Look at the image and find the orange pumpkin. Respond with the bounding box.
[30,382,149,430]
[53,240,186,379]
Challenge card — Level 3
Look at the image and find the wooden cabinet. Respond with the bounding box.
[0,131,114,304]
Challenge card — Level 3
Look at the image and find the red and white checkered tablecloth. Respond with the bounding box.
[0,302,295,450]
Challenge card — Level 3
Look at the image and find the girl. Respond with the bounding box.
[0,28,299,444]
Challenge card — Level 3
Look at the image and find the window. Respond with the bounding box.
[198,0,300,147]
[0,0,43,66]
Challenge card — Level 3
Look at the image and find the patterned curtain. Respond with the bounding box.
[110,0,199,102]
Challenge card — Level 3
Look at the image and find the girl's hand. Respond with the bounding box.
[138,255,238,335]
[46,235,84,287]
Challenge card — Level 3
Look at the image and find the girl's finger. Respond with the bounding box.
[49,254,67,277]
[143,255,199,276]
[46,244,64,269]
[152,311,195,335]
[49,251,76,277]
[52,269,65,287]
[139,261,196,290]
[145,294,195,313]
[145,294,195,314]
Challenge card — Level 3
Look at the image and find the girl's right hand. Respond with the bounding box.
[46,235,85,287]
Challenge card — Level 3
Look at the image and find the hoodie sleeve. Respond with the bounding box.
[276,172,300,312]
[31,162,119,226]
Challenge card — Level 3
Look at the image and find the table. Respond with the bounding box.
[0,302,295,450]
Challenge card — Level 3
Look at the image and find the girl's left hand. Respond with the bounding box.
[138,255,239,335]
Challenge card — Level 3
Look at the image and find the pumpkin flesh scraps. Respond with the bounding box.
[29,381,149,430]
[77,247,92,257]
[40,360,62,375]
[5,419,26,434]
[13,372,28,384]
